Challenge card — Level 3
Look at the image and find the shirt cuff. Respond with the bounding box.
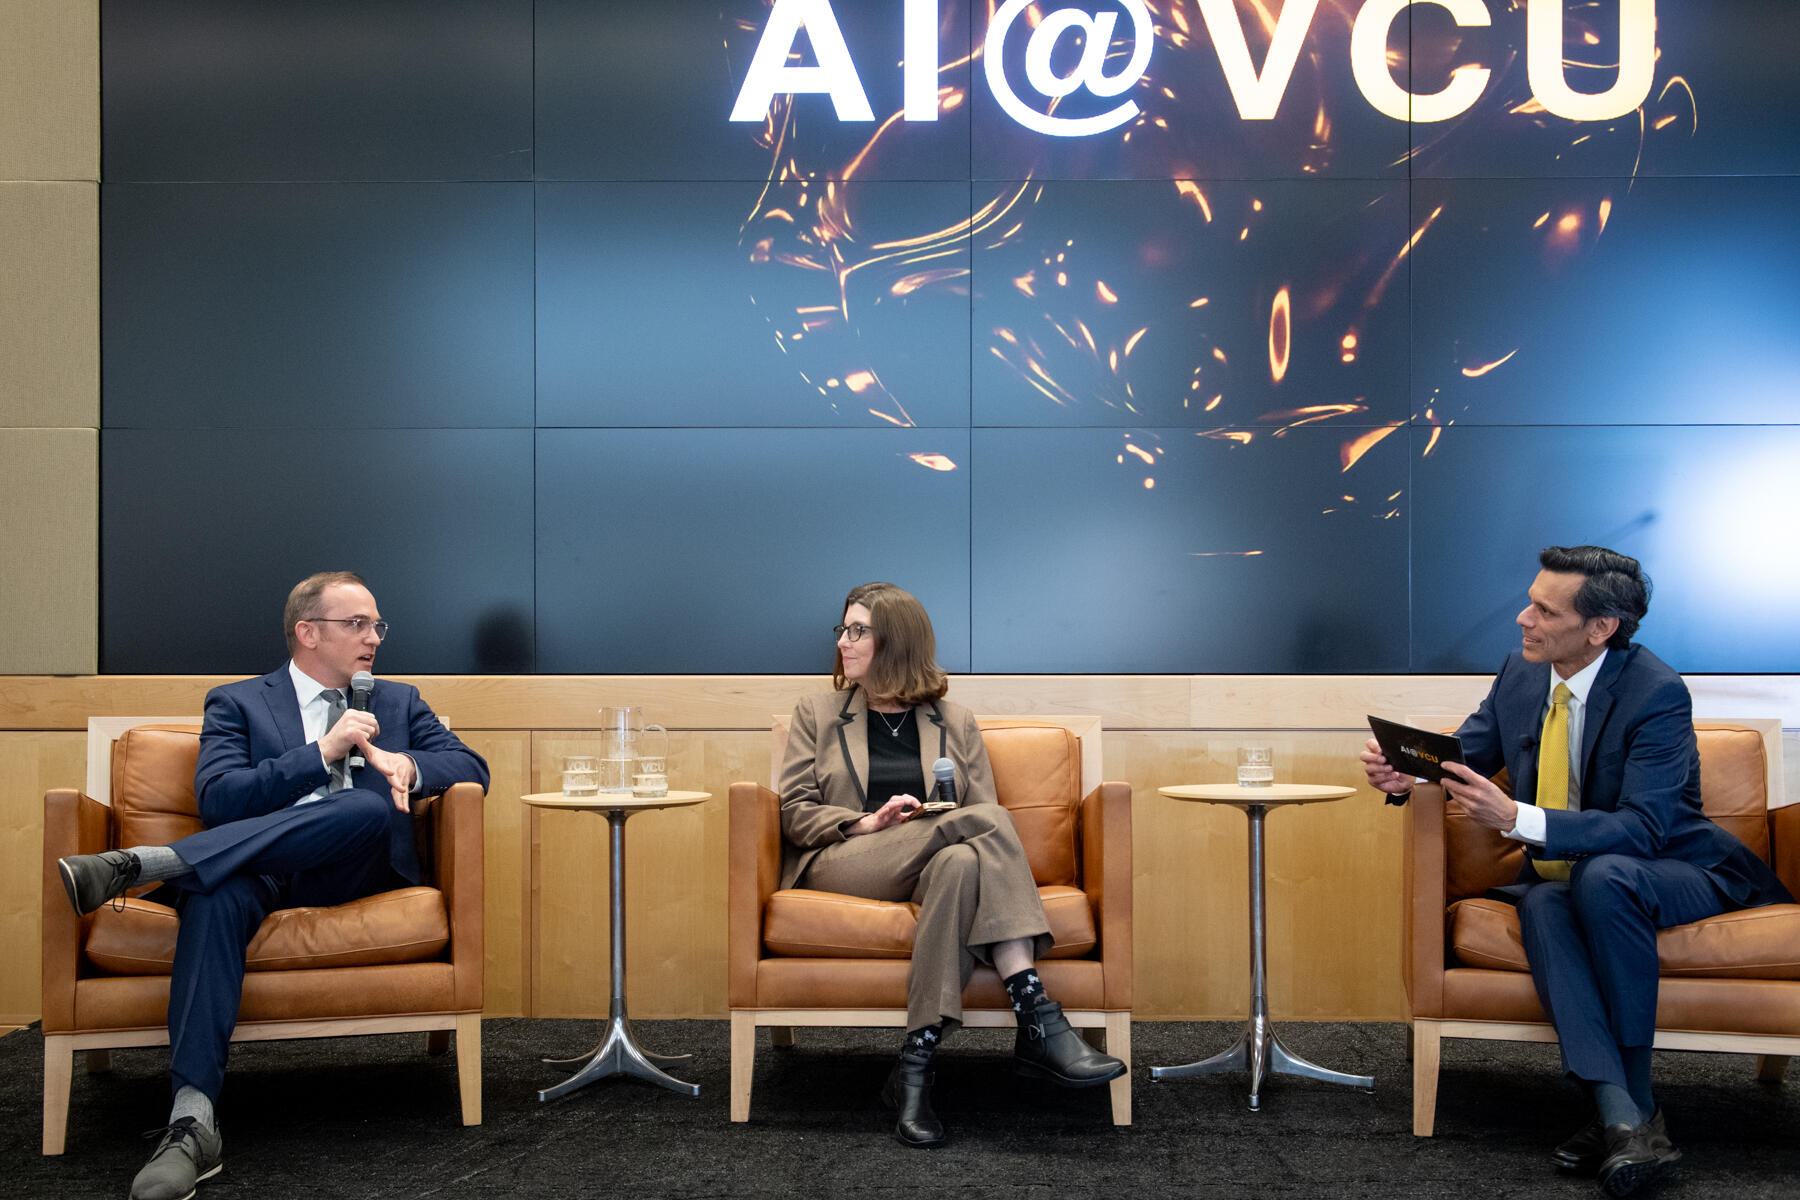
[403,752,423,793]
[1507,801,1547,845]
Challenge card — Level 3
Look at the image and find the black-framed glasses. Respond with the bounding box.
[833,622,873,643]
[305,616,390,639]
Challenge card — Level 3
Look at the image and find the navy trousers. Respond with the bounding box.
[162,789,400,1102]
[1517,853,1729,1091]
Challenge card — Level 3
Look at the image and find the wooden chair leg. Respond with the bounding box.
[1756,1054,1790,1084]
[769,1025,796,1048]
[43,1035,74,1155]
[426,1029,452,1056]
[1411,1021,1442,1137]
[1105,1012,1132,1127]
[730,1012,757,1122]
[454,1013,482,1126]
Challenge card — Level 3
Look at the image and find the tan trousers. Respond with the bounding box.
[799,805,1051,1031]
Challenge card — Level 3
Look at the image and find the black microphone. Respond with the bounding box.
[348,670,374,769]
[1517,733,1537,755]
[931,757,957,808]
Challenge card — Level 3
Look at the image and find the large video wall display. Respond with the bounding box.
[99,1,1800,674]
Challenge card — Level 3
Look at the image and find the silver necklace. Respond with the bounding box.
[873,707,911,737]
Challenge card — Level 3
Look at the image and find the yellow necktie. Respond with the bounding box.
[1534,683,1573,881]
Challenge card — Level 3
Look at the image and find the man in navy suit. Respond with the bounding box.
[1362,545,1790,1198]
[58,571,488,1200]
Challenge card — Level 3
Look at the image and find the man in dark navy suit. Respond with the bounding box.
[1362,545,1790,1198]
[58,571,488,1200]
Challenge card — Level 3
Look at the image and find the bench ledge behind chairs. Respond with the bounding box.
[40,721,485,1155]
[727,715,1133,1125]
[1405,718,1800,1136]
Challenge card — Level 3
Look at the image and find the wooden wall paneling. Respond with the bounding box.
[1107,730,1408,1022]
[1113,731,1251,1021]
[454,730,528,1018]
[526,729,765,1020]
[0,731,86,1024]
[0,677,233,729]
[4,675,1796,739]
[527,734,612,1019]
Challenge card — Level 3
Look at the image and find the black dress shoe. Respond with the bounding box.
[1013,999,1127,1088]
[57,850,142,917]
[1596,1117,1681,1197]
[1555,1108,1666,1175]
[881,1048,946,1149]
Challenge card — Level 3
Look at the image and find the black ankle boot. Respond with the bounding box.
[881,1046,946,1148]
[1014,999,1127,1088]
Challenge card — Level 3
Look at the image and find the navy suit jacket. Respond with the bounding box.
[193,666,489,883]
[1458,644,1788,908]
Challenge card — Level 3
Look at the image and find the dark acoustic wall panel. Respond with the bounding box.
[534,428,972,673]
[101,429,535,674]
[971,426,1410,673]
[103,183,535,430]
[1410,175,1800,426]
[536,181,972,428]
[97,2,1800,674]
[102,0,534,181]
[1411,425,1800,674]
[537,0,973,182]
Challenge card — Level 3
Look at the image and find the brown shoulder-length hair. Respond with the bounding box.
[832,582,949,705]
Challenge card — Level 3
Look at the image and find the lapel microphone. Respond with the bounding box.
[348,670,374,770]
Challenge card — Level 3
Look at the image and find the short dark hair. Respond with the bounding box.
[832,581,950,705]
[283,571,368,654]
[1538,545,1650,650]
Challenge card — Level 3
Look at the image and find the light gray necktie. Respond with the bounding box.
[321,688,351,791]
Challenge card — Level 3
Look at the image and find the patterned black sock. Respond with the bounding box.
[1003,967,1047,1014]
[902,1026,942,1059]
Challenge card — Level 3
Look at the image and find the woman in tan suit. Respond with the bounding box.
[778,581,1125,1148]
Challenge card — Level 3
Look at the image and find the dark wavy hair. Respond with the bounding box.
[1538,545,1650,650]
[832,582,950,706]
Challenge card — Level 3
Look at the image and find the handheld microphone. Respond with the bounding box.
[348,670,374,769]
[931,758,957,809]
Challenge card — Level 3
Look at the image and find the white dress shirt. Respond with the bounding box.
[288,660,343,805]
[1507,648,1608,846]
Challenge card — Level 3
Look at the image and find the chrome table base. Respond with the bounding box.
[538,804,700,1102]
[1150,797,1373,1110]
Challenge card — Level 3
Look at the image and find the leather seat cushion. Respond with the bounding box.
[763,884,1096,960]
[82,887,450,976]
[1449,897,1800,980]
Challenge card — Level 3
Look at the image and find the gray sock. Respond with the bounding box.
[123,845,191,884]
[170,1085,214,1131]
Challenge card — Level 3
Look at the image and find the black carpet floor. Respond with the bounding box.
[7,1019,1797,1198]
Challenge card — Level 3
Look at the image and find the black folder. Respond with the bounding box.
[1366,715,1464,783]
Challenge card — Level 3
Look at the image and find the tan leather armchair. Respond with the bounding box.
[1407,720,1800,1135]
[41,724,484,1154]
[729,716,1133,1124]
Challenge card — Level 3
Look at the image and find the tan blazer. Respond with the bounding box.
[776,686,999,890]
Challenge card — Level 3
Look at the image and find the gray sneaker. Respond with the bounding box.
[129,1116,222,1200]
